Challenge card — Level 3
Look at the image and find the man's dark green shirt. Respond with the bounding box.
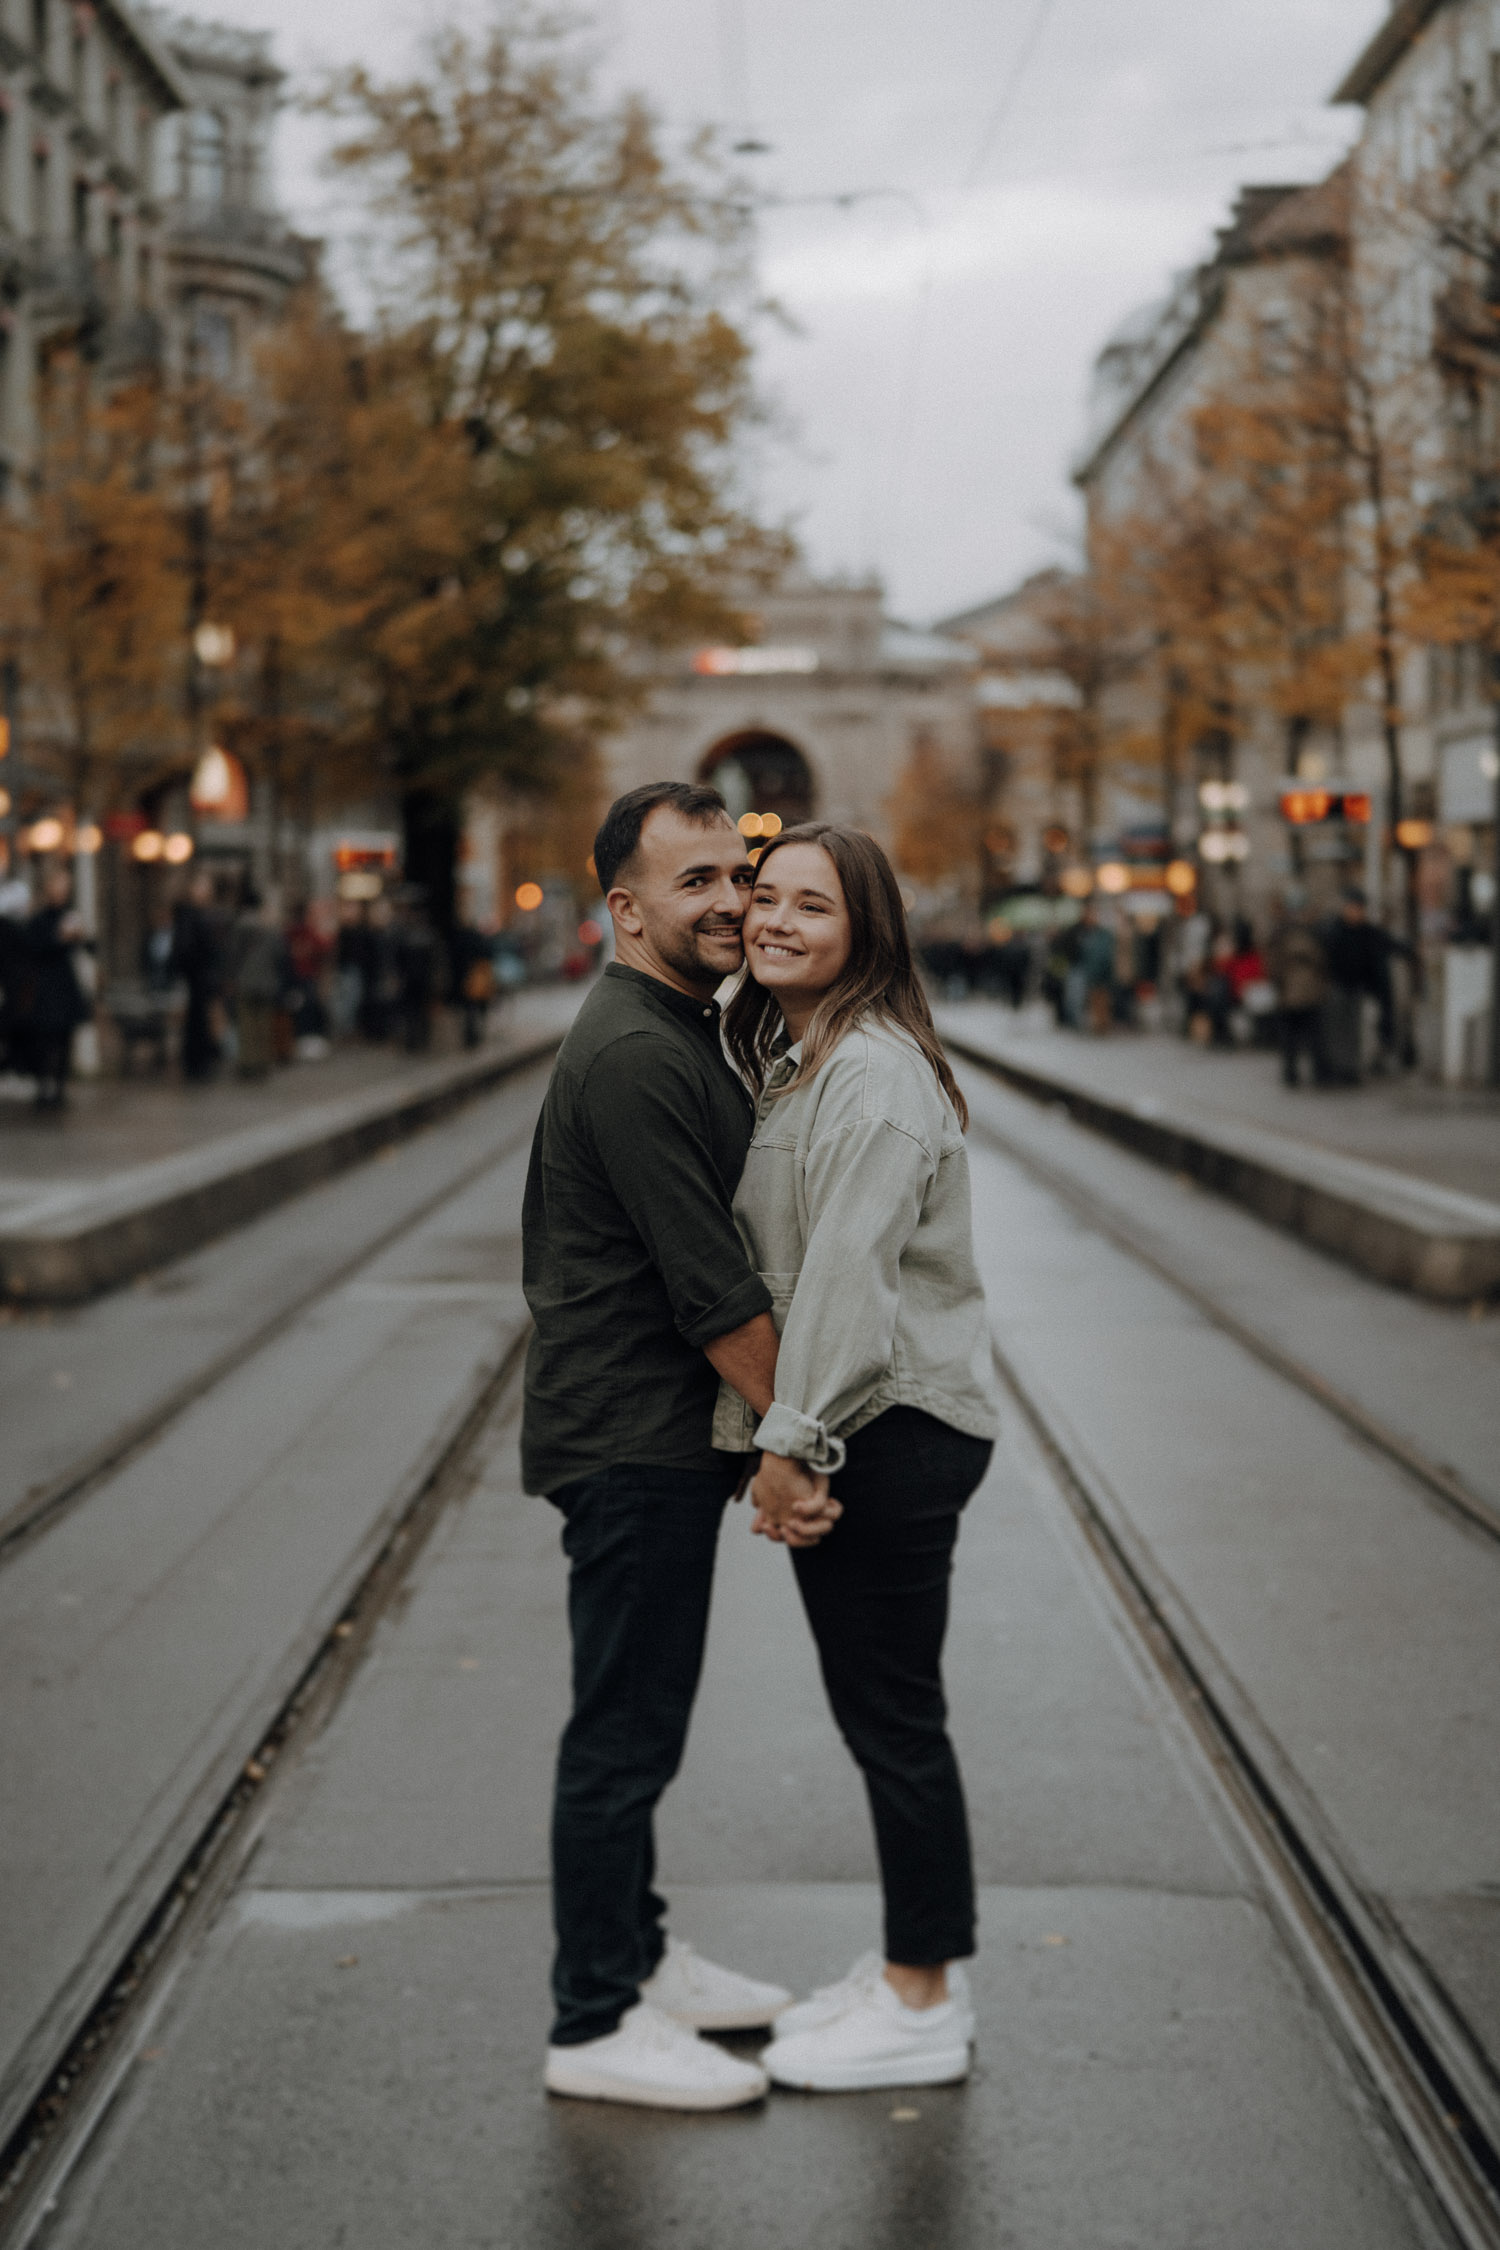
[521,963,773,1495]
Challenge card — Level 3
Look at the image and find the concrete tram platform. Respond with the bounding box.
[0,991,580,1304]
[936,1004,1500,1302]
[42,1372,1434,2248]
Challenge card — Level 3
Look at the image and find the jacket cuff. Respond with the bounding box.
[753,1403,846,1473]
[681,1273,775,1349]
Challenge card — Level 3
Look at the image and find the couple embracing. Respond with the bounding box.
[521,781,999,2110]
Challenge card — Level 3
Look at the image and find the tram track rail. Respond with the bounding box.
[964,1096,1500,1555]
[0,1062,558,2240]
[962,1081,1500,2246]
[0,1081,551,1568]
[0,1322,531,2250]
[5,1048,1495,2244]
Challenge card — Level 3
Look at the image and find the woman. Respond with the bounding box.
[19,871,91,1111]
[716,822,999,2093]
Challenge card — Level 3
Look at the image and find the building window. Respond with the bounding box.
[31,0,46,64]
[72,175,89,246]
[183,110,226,206]
[32,148,49,239]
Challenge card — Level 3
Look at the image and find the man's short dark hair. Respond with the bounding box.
[593,781,733,894]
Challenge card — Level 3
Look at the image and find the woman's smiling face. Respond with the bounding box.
[743,840,852,1022]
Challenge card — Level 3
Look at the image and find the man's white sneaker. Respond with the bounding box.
[760,1976,972,2092]
[545,2002,768,2111]
[776,1955,974,2042]
[639,1937,792,2031]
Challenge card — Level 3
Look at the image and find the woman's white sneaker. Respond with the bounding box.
[776,1955,973,2042]
[545,2002,768,2110]
[761,1977,972,2092]
[639,1937,792,2030]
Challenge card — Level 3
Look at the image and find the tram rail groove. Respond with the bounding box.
[963,1095,1500,1554]
[990,1331,1500,2250]
[0,1079,552,1567]
[0,1333,530,2250]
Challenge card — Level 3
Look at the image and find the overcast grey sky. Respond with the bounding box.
[197,0,1385,621]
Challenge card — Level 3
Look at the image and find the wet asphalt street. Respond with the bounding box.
[4,1054,1498,2249]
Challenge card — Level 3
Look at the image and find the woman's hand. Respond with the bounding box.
[750,1452,842,1547]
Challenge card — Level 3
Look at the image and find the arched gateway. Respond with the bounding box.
[697,731,815,829]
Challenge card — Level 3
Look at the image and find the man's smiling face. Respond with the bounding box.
[608,806,755,995]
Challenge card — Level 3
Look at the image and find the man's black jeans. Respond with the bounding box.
[791,1406,991,1967]
[547,1462,732,2046]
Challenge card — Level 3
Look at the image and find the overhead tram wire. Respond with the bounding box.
[962,0,1064,194]
[876,1,1065,595]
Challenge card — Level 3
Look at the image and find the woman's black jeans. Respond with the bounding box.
[791,1405,991,1967]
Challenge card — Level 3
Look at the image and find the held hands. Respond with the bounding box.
[749,1451,842,1548]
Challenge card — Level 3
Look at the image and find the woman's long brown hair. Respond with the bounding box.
[722,822,969,1130]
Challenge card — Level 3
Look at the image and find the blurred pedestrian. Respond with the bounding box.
[141,903,175,994]
[993,921,1031,1009]
[0,877,31,1076]
[1267,898,1328,1088]
[228,888,285,1080]
[172,872,227,1083]
[20,869,91,1110]
[332,900,365,1038]
[1198,929,1238,1048]
[1318,886,1382,1086]
[448,915,495,1049]
[1226,916,1276,1047]
[1066,906,1116,1033]
[357,897,400,1042]
[285,900,333,1057]
[395,897,438,1052]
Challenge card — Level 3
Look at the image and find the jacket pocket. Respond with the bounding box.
[709,1272,801,1451]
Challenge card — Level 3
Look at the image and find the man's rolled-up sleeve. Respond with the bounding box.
[582,1035,771,1346]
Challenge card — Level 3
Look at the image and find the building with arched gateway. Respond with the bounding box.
[602,571,977,849]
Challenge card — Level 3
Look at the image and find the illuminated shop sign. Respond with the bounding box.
[692,647,820,676]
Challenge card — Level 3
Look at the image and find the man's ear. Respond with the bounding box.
[607,884,645,938]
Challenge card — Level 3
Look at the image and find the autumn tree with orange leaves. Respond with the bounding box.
[8,8,784,928]
[310,9,787,915]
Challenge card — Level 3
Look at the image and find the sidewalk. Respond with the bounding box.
[0,989,574,1191]
[938,1001,1500,1302]
[0,987,582,1301]
[944,1003,1500,1204]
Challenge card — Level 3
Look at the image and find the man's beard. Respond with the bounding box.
[654,915,743,985]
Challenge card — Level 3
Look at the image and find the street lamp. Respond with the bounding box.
[193,622,236,669]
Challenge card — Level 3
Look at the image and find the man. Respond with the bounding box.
[171,870,226,1083]
[1319,885,1390,1086]
[1267,895,1328,1089]
[522,781,835,2112]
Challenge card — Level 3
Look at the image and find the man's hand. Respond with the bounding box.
[750,1451,842,1548]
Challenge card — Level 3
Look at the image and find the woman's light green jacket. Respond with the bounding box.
[713,1018,1001,1469]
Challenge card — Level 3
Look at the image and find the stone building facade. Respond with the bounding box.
[142,8,308,386]
[0,0,185,490]
[937,573,1085,892]
[1071,172,1354,932]
[1336,0,1500,1076]
[604,572,976,850]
